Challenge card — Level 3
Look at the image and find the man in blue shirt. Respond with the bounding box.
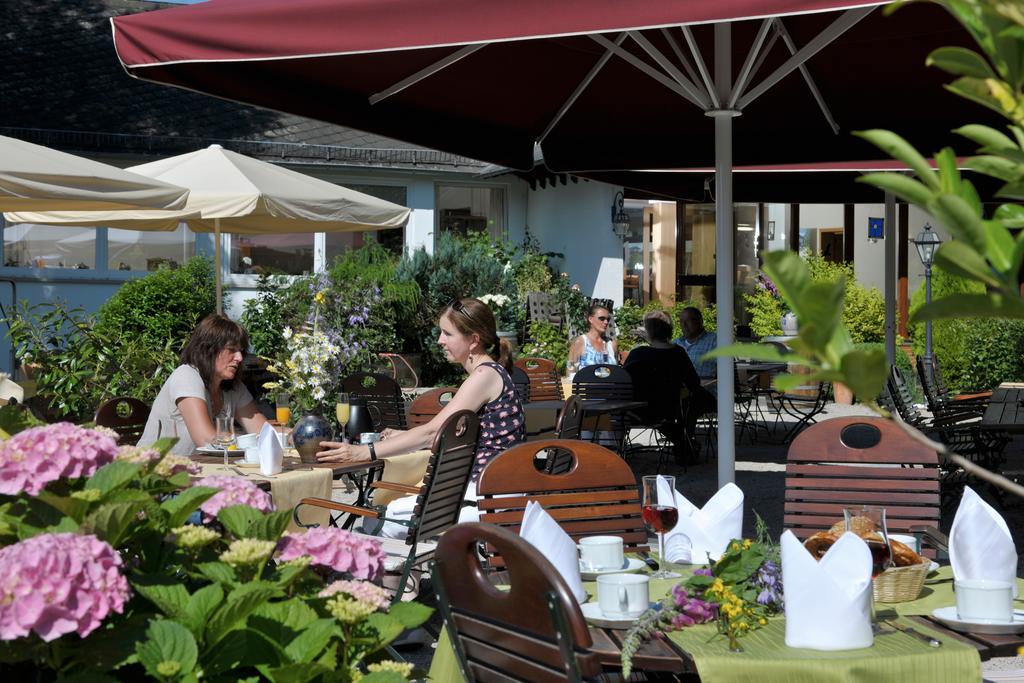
[674,307,717,379]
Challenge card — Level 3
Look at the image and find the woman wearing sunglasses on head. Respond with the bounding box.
[569,303,619,369]
[315,297,525,538]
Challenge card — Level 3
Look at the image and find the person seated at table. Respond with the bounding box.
[674,306,717,379]
[625,310,715,464]
[569,303,619,369]
[316,297,526,538]
[138,314,267,455]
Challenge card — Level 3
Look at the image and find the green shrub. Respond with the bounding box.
[521,321,570,372]
[614,300,716,354]
[744,288,783,338]
[960,318,1024,391]
[240,274,292,358]
[909,265,985,392]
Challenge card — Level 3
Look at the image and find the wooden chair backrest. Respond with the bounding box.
[515,357,564,402]
[510,365,531,403]
[433,522,602,683]
[407,386,457,427]
[342,372,407,430]
[785,416,941,557]
[916,356,945,411]
[883,366,925,426]
[94,397,150,445]
[409,409,481,545]
[478,439,647,563]
[571,363,632,401]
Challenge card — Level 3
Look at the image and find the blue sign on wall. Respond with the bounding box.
[868,217,884,239]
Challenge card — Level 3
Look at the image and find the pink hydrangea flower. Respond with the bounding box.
[0,533,131,642]
[0,423,118,496]
[277,528,384,581]
[195,475,275,521]
[319,579,390,609]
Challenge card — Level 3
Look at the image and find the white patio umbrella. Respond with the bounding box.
[0,135,189,212]
[7,145,412,312]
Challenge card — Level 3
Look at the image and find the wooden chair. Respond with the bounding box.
[478,439,648,567]
[433,522,603,683]
[293,409,480,600]
[571,363,632,451]
[342,372,407,430]
[406,386,457,427]
[94,396,150,445]
[511,365,531,403]
[784,416,943,557]
[515,357,564,402]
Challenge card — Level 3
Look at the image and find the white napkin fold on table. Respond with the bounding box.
[656,476,744,564]
[781,530,873,650]
[519,500,587,603]
[950,486,1018,597]
[257,422,283,476]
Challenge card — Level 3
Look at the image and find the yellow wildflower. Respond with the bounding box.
[743,539,753,549]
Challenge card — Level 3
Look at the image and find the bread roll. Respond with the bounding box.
[889,538,925,567]
[830,516,876,537]
[803,530,841,559]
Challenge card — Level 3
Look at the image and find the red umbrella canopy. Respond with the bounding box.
[112,0,988,172]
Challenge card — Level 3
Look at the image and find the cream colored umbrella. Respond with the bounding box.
[7,145,411,312]
[0,135,189,212]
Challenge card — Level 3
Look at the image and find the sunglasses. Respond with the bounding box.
[596,316,611,322]
[448,299,472,317]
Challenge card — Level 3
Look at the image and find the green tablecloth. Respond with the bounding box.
[426,563,1024,682]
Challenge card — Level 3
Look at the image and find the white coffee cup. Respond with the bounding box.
[236,433,259,450]
[243,447,260,465]
[956,579,1014,622]
[578,536,624,572]
[597,574,650,619]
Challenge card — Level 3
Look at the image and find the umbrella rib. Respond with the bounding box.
[588,34,707,110]
[728,19,774,110]
[368,43,487,106]
[736,7,874,110]
[771,18,841,135]
[680,25,719,109]
[627,31,711,110]
[659,28,704,97]
[537,33,627,145]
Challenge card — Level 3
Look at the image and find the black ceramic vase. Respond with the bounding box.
[291,413,331,464]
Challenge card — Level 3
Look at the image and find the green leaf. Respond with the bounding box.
[856,172,934,207]
[932,241,1003,288]
[359,673,411,683]
[256,662,331,683]
[964,154,1023,182]
[84,461,143,496]
[911,293,1024,322]
[385,602,433,630]
[853,130,939,190]
[217,505,264,539]
[202,627,284,676]
[251,510,293,541]
[838,348,888,403]
[161,486,219,529]
[132,577,190,619]
[927,46,997,79]
[703,343,794,363]
[182,584,223,638]
[932,193,987,254]
[983,219,1015,273]
[205,582,281,648]
[995,180,1024,201]
[935,147,963,196]
[957,125,1018,150]
[284,618,336,664]
[82,501,145,547]
[197,561,237,586]
[995,203,1024,228]
[135,620,198,681]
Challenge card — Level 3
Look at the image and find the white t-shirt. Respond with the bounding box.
[138,364,254,455]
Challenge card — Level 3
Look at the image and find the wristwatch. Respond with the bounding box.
[367,442,377,461]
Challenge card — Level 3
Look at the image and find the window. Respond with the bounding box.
[3,224,96,269]
[230,233,316,276]
[108,224,195,271]
[324,184,407,263]
[437,185,506,241]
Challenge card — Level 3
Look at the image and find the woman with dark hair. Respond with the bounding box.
[569,303,618,369]
[316,297,525,538]
[138,313,267,454]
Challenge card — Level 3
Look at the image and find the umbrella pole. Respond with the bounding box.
[215,217,223,315]
[712,24,736,488]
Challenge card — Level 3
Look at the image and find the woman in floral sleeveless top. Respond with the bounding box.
[316,297,525,538]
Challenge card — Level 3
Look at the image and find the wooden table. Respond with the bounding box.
[982,384,1024,432]
[191,452,383,497]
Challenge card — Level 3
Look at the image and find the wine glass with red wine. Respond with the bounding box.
[844,505,892,630]
[642,475,681,579]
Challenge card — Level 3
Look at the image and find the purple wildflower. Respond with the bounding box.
[753,560,783,609]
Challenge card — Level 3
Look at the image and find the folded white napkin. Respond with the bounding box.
[519,500,587,603]
[781,530,873,650]
[656,477,744,564]
[950,486,1018,597]
[257,422,283,476]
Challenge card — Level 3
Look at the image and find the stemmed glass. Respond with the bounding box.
[212,415,236,466]
[844,505,892,630]
[642,475,681,579]
[336,393,351,440]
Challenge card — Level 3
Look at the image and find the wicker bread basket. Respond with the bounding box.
[873,561,929,602]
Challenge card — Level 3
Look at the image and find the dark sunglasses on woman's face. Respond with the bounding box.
[596,316,611,322]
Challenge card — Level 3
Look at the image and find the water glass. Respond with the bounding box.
[213,415,236,465]
[275,393,292,426]
[844,505,891,631]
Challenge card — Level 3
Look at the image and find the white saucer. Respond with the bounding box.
[196,446,243,455]
[580,601,654,629]
[579,557,646,581]
[931,606,1024,634]
[928,561,939,573]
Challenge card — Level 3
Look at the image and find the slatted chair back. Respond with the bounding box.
[342,372,407,430]
[515,357,564,402]
[510,365,531,403]
[433,522,603,683]
[916,356,944,411]
[412,409,482,544]
[478,439,647,567]
[94,397,150,445]
[571,363,632,401]
[547,396,583,474]
[785,416,941,557]
[883,366,926,427]
[526,292,562,327]
[406,386,457,428]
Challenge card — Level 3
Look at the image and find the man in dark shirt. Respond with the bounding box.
[624,310,715,464]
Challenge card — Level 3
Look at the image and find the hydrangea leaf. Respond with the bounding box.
[217,505,265,539]
[135,620,198,681]
[131,578,190,619]
[181,584,224,638]
[284,618,336,664]
[255,662,331,683]
[205,582,281,648]
[82,501,146,547]
[161,486,219,529]
[85,461,143,497]
[385,602,433,629]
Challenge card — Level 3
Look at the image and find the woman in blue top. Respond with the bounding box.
[569,303,619,369]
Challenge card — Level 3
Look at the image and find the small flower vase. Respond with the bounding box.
[291,413,332,464]
[780,312,798,336]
